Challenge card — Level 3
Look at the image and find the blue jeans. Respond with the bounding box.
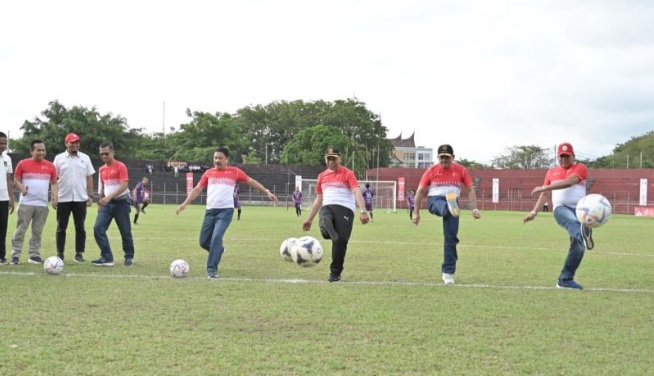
[428,196,460,274]
[94,199,134,261]
[199,208,234,275]
[553,205,585,282]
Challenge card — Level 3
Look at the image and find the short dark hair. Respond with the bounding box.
[100,142,114,150]
[365,183,370,188]
[30,139,45,150]
[0,132,7,139]
[214,146,230,158]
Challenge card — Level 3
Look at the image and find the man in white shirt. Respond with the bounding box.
[53,133,95,263]
[0,132,15,265]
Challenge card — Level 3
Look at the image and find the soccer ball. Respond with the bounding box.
[576,194,612,228]
[280,237,297,262]
[291,236,323,268]
[170,259,190,278]
[44,256,64,275]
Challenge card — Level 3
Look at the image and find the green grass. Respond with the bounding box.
[1,206,653,375]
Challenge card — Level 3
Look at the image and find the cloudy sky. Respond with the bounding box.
[1,0,653,163]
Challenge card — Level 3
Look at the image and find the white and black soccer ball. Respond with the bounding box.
[576,194,612,228]
[170,259,190,278]
[280,237,297,262]
[291,236,323,268]
[44,256,64,275]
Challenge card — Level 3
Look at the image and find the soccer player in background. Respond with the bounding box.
[412,144,481,285]
[362,183,374,221]
[176,147,277,279]
[233,185,242,220]
[407,189,416,220]
[292,186,302,217]
[53,133,95,263]
[133,176,149,225]
[0,132,15,266]
[302,147,370,282]
[523,142,593,290]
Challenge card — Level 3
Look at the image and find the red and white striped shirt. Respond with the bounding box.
[418,162,473,197]
[199,166,249,209]
[99,161,130,199]
[317,166,359,212]
[15,159,57,206]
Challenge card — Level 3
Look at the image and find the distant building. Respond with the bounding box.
[388,132,433,169]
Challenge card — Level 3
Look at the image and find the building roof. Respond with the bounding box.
[389,132,415,148]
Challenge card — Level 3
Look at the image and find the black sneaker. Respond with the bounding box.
[320,217,339,242]
[124,258,134,267]
[557,280,583,290]
[91,258,114,267]
[57,253,64,261]
[0,258,7,265]
[328,274,341,283]
[74,254,85,263]
[10,257,20,265]
[28,256,44,264]
[581,224,594,250]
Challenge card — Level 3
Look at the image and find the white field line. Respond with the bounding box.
[1,271,653,294]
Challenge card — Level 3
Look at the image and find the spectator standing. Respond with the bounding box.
[132,176,149,224]
[412,144,481,285]
[292,186,303,217]
[523,142,593,290]
[302,147,370,282]
[362,183,374,221]
[233,185,242,220]
[176,147,277,279]
[10,140,58,265]
[407,189,416,220]
[92,143,135,267]
[53,133,95,263]
[0,132,15,265]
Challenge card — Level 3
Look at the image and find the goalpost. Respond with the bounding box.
[300,179,397,213]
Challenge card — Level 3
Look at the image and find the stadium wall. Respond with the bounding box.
[367,167,654,215]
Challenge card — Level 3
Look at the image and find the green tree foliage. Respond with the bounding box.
[281,125,351,167]
[491,145,551,169]
[14,100,141,160]
[588,131,654,168]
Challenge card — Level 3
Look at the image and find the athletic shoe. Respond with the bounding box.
[207,274,219,279]
[0,259,7,265]
[74,254,85,263]
[557,280,583,290]
[10,257,20,265]
[91,258,114,267]
[442,273,455,285]
[57,253,64,261]
[581,224,594,250]
[124,258,134,267]
[445,190,460,217]
[28,256,44,264]
[328,274,341,283]
[320,217,339,241]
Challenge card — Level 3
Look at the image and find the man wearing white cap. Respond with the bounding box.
[53,133,95,263]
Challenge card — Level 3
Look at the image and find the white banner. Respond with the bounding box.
[295,175,302,190]
[492,178,499,204]
[640,178,648,206]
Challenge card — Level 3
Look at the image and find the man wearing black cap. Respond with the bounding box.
[412,144,481,285]
[523,142,592,290]
[53,133,95,262]
[302,147,370,282]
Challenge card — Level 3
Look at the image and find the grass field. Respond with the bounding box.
[1,205,653,375]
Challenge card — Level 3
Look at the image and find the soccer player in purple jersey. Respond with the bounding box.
[362,183,374,221]
[132,177,148,225]
[292,186,302,217]
[407,189,416,220]
[233,185,241,220]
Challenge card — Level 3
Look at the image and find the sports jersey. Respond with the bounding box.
[99,161,130,199]
[316,166,359,212]
[292,191,302,206]
[134,182,146,201]
[199,166,249,209]
[53,150,95,202]
[544,163,588,209]
[14,159,57,206]
[407,194,415,209]
[418,162,473,197]
[362,188,374,204]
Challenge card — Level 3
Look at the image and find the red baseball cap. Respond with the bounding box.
[557,142,574,156]
[65,133,80,143]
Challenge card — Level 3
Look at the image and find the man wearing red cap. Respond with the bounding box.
[523,142,593,290]
[53,133,95,262]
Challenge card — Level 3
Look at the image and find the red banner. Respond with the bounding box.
[398,177,405,201]
[634,206,654,217]
[186,172,194,194]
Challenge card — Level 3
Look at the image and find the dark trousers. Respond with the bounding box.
[428,196,460,274]
[56,201,88,255]
[0,200,8,260]
[319,205,355,276]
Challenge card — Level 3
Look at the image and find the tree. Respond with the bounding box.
[491,145,551,169]
[588,131,654,168]
[13,100,141,160]
[281,125,351,167]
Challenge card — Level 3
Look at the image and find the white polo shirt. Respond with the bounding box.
[53,150,95,202]
[0,152,12,201]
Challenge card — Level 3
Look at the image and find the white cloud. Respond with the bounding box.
[1,0,653,163]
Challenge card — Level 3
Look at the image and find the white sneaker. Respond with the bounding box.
[442,273,455,285]
[445,190,460,217]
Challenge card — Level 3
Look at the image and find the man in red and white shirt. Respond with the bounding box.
[10,140,58,265]
[523,142,591,290]
[176,147,278,279]
[302,147,370,282]
[412,144,481,285]
[92,142,134,267]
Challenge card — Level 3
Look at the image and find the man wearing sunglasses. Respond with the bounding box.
[412,144,481,285]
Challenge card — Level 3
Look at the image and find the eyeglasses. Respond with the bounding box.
[100,152,110,156]
[438,155,452,160]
